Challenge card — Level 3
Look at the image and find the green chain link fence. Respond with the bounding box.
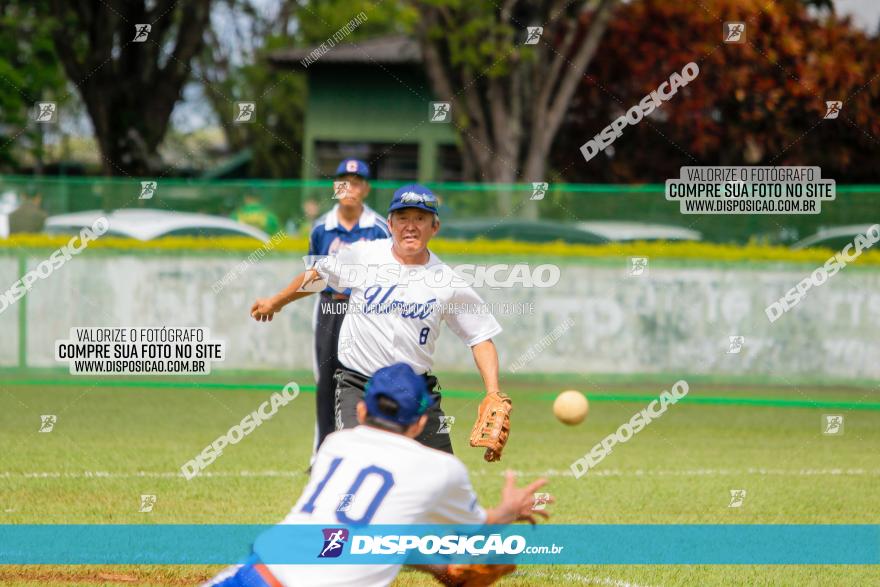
[1,175,877,244]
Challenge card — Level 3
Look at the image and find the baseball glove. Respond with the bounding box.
[469,391,512,462]
[439,564,516,587]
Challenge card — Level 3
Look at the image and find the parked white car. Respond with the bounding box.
[790,224,879,250]
[576,221,702,242]
[0,191,20,238]
[45,209,270,242]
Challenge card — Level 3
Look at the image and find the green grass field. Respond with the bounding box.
[1,370,879,586]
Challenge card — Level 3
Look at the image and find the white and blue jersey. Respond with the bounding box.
[259,425,487,587]
[309,204,390,296]
[312,239,502,376]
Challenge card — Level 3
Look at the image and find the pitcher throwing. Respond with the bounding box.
[251,184,511,461]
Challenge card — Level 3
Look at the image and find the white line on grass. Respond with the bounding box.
[1,468,878,479]
[473,467,879,477]
[0,470,303,479]
[515,569,658,587]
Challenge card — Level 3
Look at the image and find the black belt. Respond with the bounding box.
[321,291,350,301]
[337,366,440,392]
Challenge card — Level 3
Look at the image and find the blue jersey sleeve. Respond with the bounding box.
[309,225,322,256]
[373,223,391,239]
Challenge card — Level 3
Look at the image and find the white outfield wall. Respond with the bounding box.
[0,256,19,366]
[1,252,879,380]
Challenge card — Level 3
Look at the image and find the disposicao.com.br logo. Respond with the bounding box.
[341,533,562,556]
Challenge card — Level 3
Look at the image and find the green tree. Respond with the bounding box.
[294,0,415,45]
[412,0,617,193]
[198,0,412,178]
[554,0,879,183]
[44,0,213,176]
[197,0,304,178]
[0,0,67,172]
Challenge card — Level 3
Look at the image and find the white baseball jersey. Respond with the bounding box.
[257,426,487,587]
[312,239,502,376]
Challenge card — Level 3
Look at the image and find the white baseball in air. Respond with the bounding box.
[553,390,589,425]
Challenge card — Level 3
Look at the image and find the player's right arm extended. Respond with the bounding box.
[250,268,322,322]
[484,470,552,525]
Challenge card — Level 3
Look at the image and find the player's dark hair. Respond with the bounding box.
[375,394,399,416]
[365,394,407,433]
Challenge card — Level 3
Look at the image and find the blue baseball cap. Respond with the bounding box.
[388,184,439,215]
[364,363,433,427]
[335,159,370,179]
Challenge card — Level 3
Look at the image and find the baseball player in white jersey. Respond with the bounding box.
[251,184,512,461]
[204,363,550,587]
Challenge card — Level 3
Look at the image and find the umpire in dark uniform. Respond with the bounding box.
[308,159,389,457]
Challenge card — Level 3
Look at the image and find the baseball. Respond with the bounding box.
[553,390,589,425]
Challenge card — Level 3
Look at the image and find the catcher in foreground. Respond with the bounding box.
[251,184,512,461]
[203,363,549,587]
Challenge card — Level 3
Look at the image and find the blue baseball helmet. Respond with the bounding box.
[335,159,370,179]
[364,363,433,427]
[387,184,439,215]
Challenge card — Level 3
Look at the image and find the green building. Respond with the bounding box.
[269,35,461,182]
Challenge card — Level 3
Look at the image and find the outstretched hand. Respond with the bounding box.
[489,470,552,525]
[250,298,277,322]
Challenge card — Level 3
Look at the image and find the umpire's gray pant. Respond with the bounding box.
[333,367,454,454]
